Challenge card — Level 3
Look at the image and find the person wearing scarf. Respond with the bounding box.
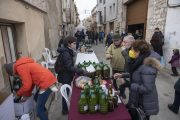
[57,36,90,115]
[105,33,125,97]
[114,40,162,120]
[150,34,163,56]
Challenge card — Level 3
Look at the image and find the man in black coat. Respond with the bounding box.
[81,29,85,42]
[105,29,114,47]
[154,27,164,43]
[121,30,128,41]
[58,36,65,47]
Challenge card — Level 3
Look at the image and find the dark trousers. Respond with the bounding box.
[99,38,101,42]
[62,82,71,111]
[112,70,124,92]
[76,40,79,50]
[172,67,178,75]
[95,39,98,45]
[172,90,180,112]
[146,116,150,120]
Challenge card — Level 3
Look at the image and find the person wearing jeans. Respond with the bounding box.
[168,78,180,114]
[34,88,52,120]
[57,36,90,115]
[4,57,58,120]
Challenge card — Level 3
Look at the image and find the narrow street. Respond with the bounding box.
[34,43,180,120]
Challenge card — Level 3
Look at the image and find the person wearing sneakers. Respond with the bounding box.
[105,33,125,97]
[4,57,58,120]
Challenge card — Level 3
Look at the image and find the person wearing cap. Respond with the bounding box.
[4,57,58,120]
[105,33,125,91]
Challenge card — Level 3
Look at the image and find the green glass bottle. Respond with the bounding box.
[108,84,113,97]
[81,65,86,76]
[93,76,100,85]
[77,62,82,69]
[13,76,22,92]
[99,91,108,114]
[103,64,110,79]
[96,64,102,78]
[88,90,98,114]
[108,94,114,112]
[84,82,90,95]
[93,82,99,94]
[113,91,118,108]
[78,90,88,114]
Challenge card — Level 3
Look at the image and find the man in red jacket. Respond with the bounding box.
[4,57,57,120]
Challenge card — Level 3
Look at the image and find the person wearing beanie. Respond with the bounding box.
[105,33,125,98]
[4,57,57,120]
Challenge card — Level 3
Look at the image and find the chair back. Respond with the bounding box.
[60,84,72,111]
[41,61,48,69]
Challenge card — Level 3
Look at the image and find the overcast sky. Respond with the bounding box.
[74,0,97,22]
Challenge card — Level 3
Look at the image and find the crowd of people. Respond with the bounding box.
[3,27,180,120]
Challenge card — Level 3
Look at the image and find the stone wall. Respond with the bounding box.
[145,0,168,42]
[22,0,47,12]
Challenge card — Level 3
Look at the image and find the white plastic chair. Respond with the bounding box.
[41,61,48,69]
[42,53,54,69]
[45,48,56,65]
[60,84,72,111]
[41,61,58,100]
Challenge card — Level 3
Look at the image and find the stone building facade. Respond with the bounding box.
[0,0,79,91]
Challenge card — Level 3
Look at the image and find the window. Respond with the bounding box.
[100,0,102,3]
[103,0,106,4]
[113,3,115,13]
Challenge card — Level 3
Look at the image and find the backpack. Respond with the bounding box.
[54,54,63,73]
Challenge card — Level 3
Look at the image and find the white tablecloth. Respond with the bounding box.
[75,53,99,65]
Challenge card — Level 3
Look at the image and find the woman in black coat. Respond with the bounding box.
[150,34,163,56]
[57,36,89,115]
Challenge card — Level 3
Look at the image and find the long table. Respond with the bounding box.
[75,53,99,65]
[68,74,131,120]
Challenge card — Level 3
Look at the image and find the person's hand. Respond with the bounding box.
[108,54,112,59]
[121,46,126,51]
[123,78,132,87]
[114,73,122,79]
[14,94,20,100]
[83,70,90,76]
[19,97,27,103]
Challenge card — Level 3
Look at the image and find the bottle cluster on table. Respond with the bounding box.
[78,76,119,114]
[77,61,110,79]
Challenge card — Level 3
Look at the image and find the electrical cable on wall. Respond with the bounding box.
[167,0,180,8]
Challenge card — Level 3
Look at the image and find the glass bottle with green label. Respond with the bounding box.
[108,94,114,112]
[78,90,88,114]
[113,91,118,108]
[108,84,113,97]
[84,82,90,95]
[13,76,22,92]
[99,91,108,114]
[88,90,98,114]
[96,64,102,78]
[103,64,110,79]
[93,76,100,85]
